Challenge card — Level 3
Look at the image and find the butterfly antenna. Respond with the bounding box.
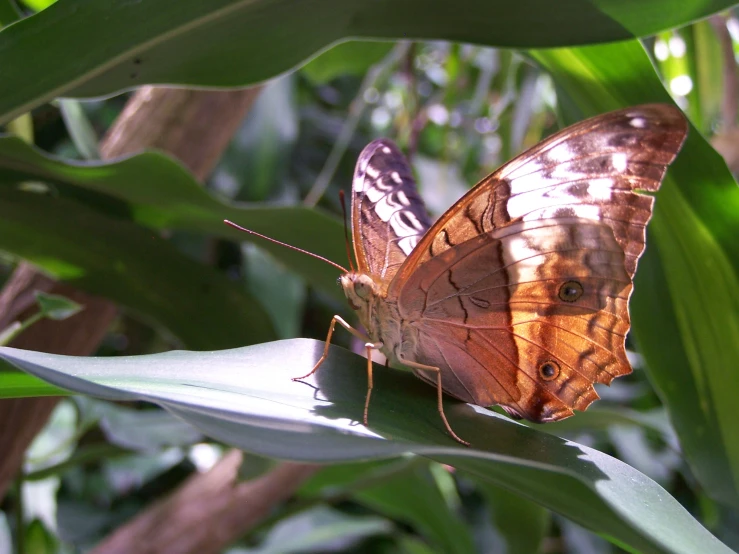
[224,220,348,274]
[338,190,355,272]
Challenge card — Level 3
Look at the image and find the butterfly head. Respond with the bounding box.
[339,272,380,312]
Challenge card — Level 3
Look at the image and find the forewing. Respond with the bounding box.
[351,139,432,281]
[390,103,688,292]
[390,104,688,421]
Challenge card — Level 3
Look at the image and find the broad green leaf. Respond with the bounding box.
[0,186,275,349]
[0,135,347,302]
[0,0,737,123]
[0,341,734,554]
[532,41,739,509]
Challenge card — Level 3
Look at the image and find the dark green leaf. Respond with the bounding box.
[0,187,275,349]
[0,136,346,303]
[0,0,737,123]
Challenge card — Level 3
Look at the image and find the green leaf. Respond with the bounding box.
[0,0,737,124]
[24,519,57,554]
[0,135,346,303]
[34,291,83,320]
[0,340,734,554]
[0,370,68,398]
[0,186,275,349]
[531,40,739,511]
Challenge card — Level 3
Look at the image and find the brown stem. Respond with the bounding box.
[91,452,320,554]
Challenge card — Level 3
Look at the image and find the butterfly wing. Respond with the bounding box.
[351,139,432,282]
[390,104,688,421]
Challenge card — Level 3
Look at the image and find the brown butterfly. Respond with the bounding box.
[297,104,688,445]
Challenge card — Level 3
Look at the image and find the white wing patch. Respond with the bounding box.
[498,219,621,286]
[507,176,614,222]
[612,152,628,173]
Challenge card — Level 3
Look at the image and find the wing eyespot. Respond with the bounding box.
[539,360,561,381]
[558,280,584,302]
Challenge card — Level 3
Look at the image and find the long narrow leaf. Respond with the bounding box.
[0,0,736,123]
[0,341,733,554]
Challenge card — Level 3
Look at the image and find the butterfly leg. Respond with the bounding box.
[397,356,470,446]
[293,315,383,428]
[361,342,384,426]
[293,315,373,380]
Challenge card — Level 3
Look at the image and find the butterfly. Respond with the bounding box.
[296,104,688,445]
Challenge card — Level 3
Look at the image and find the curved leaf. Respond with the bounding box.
[0,340,733,554]
[0,0,735,123]
[0,135,346,302]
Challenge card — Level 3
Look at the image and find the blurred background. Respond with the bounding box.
[1,1,739,552]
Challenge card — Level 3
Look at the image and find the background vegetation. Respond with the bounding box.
[0,0,738,552]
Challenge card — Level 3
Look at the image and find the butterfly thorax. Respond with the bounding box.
[339,272,406,364]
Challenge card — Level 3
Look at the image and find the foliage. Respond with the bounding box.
[1,0,739,553]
